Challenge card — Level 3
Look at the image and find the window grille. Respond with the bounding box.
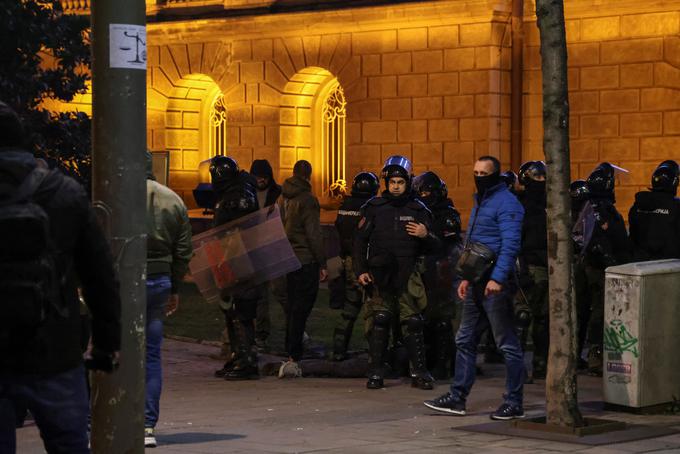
[320,84,347,198]
[209,94,227,156]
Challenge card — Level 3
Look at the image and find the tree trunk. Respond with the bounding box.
[535,0,584,427]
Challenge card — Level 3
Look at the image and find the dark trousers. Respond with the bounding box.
[450,282,525,407]
[0,366,90,454]
[285,263,320,361]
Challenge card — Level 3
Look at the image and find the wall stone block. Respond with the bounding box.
[664,111,680,134]
[382,52,412,75]
[413,142,443,164]
[241,126,265,147]
[398,28,428,51]
[640,137,680,160]
[429,25,459,49]
[398,120,427,142]
[620,63,654,88]
[368,76,397,98]
[398,74,428,97]
[568,43,600,66]
[571,139,600,163]
[620,12,679,38]
[601,38,664,65]
[459,118,489,141]
[600,138,640,160]
[580,114,619,137]
[581,16,620,41]
[620,112,663,136]
[580,66,619,90]
[641,88,680,111]
[654,63,680,89]
[381,98,412,120]
[413,50,443,73]
[444,95,475,118]
[362,54,382,76]
[444,47,476,71]
[460,23,492,46]
[429,73,459,95]
[347,99,381,120]
[600,89,639,112]
[413,97,443,119]
[429,119,458,142]
[353,30,397,55]
[362,121,397,143]
[302,35,321,67]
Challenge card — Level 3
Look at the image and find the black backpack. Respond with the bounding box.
[0,167,63,334]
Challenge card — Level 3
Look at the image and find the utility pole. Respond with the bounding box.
[90,0,147,452]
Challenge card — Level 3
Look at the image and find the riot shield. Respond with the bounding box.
[189,205,301,303]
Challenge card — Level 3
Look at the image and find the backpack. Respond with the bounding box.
[0,167,63,334]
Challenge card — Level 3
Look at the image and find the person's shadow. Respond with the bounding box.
[157,432,245,445]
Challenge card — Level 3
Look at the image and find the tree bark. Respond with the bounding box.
[535,0,584,427]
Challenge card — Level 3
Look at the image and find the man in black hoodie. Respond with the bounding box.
[249,159,283,352]
[0,101,120,453]
[211,156,262,380]
[278,160,327,378]
[354,156,440,390]
[412,171,462,380]
[517,160,549,380]
[629,161,680,261]
[332,171,380,361]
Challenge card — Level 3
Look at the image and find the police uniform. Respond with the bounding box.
[211,157,262,380]
[332,194,373,360]
[353,157,440,389]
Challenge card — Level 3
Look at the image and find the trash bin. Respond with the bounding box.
[603,259,680,409]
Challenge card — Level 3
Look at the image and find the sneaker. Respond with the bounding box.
[490,403,525,420]
[423,392,466,415]
[144,427,157,448]
[277,360,302,378]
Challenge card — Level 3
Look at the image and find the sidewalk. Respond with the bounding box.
[17,340,680,453]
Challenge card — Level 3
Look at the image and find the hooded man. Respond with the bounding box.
[248,159,283,352]
[278,160,327,378]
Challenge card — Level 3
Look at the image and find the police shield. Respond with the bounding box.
[189,205,301,303]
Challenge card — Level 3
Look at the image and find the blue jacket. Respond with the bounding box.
[466,183,524,284]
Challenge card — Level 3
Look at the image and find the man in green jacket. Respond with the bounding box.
[144,151,193,447]
[278,160,328,377]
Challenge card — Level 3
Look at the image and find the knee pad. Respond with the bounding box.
[403,315,425,333]
[373,311,392,328]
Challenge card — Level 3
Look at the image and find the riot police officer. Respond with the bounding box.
[629,161,680,261]
[412,171,462,379]
[210,156,262,380]
[572,162,631,376]
[354,156,440,390]
[332,171,380,361]
[501,170,519,195]
[570,179,590,369]
[517,160,549,379]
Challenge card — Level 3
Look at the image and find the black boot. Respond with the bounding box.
[332,314,356,362]
[366,311,391,389]
[224,320,259,380]
[405,316,435,390]
[215,310,239,378]
[432,321,454,380]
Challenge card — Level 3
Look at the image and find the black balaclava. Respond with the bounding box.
[525,179,546,194]
[474,171,501,197]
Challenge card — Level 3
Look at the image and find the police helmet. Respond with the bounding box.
[651,161,680,193]
[586,162,616,196]
[351,172,380,197]
[500,171,517,190]
[413,171,448,204]
[518,160,547,186]
[570,179,589,201]
[381,155,412,183]
[209,155,239,184]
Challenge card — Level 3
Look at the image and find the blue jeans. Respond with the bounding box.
[450,282,525,407]
[0,366,90,454]
[145,275,171,429]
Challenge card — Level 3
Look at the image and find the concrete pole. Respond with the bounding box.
[90,0,147,452]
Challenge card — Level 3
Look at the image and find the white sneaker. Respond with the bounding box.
[144,427,157,448]
[277,360,302,378]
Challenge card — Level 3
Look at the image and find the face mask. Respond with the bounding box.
[526,180,546,194]
[474,172,500,195]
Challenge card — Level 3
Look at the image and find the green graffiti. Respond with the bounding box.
[604,320,639,358]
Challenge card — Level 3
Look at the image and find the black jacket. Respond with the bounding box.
[575,197,631,268]
[335,195,371,258]
[353,191,439,289]
[0,150,121,374]
[281,175,325,266]
[520,190,548,267]
[628,190,680,261]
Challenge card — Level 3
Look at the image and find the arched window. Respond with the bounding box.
[320,83,346,197]
[209,94,227,156]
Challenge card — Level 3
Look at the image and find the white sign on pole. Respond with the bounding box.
[109,24,147,70]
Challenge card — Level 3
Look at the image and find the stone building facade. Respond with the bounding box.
[61,0,680,224]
